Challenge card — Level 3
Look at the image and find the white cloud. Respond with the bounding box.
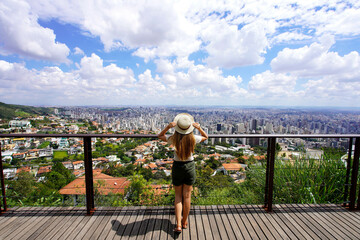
[0,0,70,62]
[73,47,85,56]
[271,35,360,78]
[78,54,136,89]
[200,18,269,68]
[248,70,299,97]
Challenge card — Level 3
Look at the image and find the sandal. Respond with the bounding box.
[174,226,182,233]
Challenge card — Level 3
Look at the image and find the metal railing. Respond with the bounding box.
[1,133,360,215]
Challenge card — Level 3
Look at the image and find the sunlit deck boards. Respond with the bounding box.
[0,204,360,240]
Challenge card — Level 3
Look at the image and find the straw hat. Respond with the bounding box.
[173,113,195,135]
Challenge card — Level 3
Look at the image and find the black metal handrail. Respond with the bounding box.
[1,133,360,215]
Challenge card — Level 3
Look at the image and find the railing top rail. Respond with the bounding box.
[1,133,360,138]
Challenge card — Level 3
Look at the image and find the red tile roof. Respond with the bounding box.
[59,170,130,195]
[222,163,243,171]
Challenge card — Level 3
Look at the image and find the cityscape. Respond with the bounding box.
[1,105,359,207]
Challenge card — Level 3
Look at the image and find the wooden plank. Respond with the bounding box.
[104,206,129,240]
[182,206,191,240]
[284,204,330,240]
[31,207,75,240]
[135,207,151,240]
[159,206,171,240]
[151,205,164,240]
[255,205,293,240]
[199,205,214,240]
[127,206,147,240]
[51,207,87,240]
[111,206,134,239]
[299,204,351,240]
[168,205,177,240]
[273,204,309,240]
[327,204,360,221]
[276,204,321,240]
[71,206,105,240]
[316,204,360,233]
[188,206,197,240]
[0,207,20,225]
[96,207,122,240]
[90,207,118,240]
[227,205,251,240]
[206,205,221,240]
[0,207,42,239]
[325,204,360,225]
[52,207,88,240]
[313,204,360,238]
[217,205,237,240]
[250,205,282,240]
[238,205,267,239]
[194,206,205,240]
[143,206,157,240]
[24,207,71,240]
[13,207,58,240]
[248,205,278,240]
[233,205,258,240]
[0,207,35,233]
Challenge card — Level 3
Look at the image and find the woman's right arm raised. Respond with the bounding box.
[158,122,176,141]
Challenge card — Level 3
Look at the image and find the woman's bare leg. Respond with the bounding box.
[174,185,183,228]
[181,184,193,227]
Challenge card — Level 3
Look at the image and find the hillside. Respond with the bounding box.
[0,102,54,120]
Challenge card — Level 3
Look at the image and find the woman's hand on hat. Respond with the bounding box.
[192,122,200,129]
[168,122,176,128]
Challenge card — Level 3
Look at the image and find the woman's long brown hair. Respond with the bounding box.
[169,131,196,160]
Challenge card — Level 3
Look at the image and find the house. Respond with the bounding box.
[39,148,53,158]
[12,152,26,159]
[222,163,244,172]
[59,170,131,196]
[62,161,74,170]
[12,138,26,148]
[106,155,118,162]
[9,120,31,128]
[73,161,84,170]
[37,166,52,176]
[16,166,31,174]
[26,149,39,159]
[147,163,157,170]
[3,168,17,179]
[58,138,69,148]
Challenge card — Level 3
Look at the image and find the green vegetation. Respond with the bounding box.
[38,141,50,149]
[53,151,68,160]
[0,102,53,120]
[6,162,75,207]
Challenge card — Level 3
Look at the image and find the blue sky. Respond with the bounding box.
[0,0,360,107]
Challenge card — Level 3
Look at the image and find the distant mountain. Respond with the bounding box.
[0,102,54,120]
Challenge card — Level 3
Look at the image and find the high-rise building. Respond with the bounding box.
[250,119,257,131]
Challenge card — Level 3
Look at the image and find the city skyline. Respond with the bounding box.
[1,1,360,107]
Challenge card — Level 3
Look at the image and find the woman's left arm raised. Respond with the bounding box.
[158,122,176,141]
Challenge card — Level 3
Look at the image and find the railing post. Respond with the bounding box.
[343,138,353,207]
[349,137,360,210]
[84,137,95,215]
[0,142,7,214]
[264,137,271,208]
[264,137,276,212]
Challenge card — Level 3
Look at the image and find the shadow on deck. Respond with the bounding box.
[1,204,360,239]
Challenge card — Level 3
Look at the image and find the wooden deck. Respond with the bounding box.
[0,204,360,239]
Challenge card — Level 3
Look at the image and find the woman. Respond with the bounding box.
[158,113,208,233]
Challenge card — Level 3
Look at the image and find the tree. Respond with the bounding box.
[10,171,35,197]
[205,156,220,170]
